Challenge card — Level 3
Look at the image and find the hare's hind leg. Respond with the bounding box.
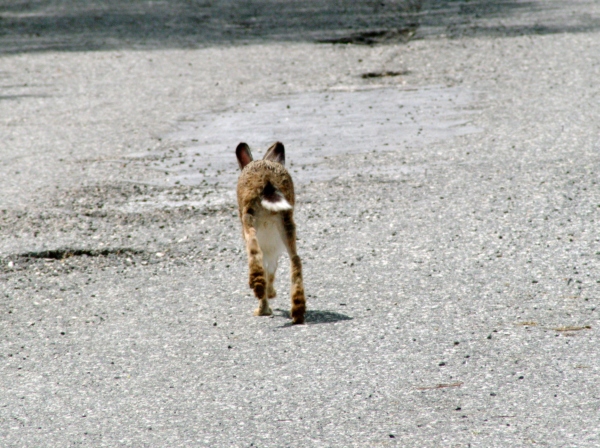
[242,210,272,316]
[262,246,279,299]
[265,261,278,299]
[280,211,306,324]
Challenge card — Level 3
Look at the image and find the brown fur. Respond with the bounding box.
[236,142,306,324]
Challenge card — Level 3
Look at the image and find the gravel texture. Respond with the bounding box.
[1,0,599,446]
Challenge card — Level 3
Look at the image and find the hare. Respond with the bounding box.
[235,141,306,324]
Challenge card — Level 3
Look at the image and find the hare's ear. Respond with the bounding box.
[236,142,253,169]
[263,141,285,165]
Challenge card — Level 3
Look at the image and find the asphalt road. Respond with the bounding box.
[1,0,599,446]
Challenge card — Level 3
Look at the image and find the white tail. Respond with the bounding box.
[261,195,292,212]
[260,182,292,211]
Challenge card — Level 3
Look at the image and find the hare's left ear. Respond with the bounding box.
[263,141,285,165]
[236,142,253,169]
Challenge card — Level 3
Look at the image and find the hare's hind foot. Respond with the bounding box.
[289,256,306,324]
[254,299,273,317]
[291,306,305,324]
[290,288,306,324]
[249,269,266,298]
[267,285,277,299]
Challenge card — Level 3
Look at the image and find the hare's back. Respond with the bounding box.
[237,160,294,203]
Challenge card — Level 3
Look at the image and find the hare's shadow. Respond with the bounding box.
[274,308,353,327]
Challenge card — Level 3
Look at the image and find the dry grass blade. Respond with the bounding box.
[416,381,463,391]
[553,325,591,332]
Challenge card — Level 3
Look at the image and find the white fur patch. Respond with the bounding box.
[261,197,292,212]
[256,214,286,273]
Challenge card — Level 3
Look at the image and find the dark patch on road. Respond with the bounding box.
[361,70,411,79]
[1,1,597,54]
[17,248,143,260]
[0,94,50,101]
[0,0,422,54]
[318,26,418,45]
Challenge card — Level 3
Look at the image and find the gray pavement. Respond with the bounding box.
[1,0,600,446]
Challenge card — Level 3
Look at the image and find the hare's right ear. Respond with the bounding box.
[236,142,253,169]
[263,141,285,165]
